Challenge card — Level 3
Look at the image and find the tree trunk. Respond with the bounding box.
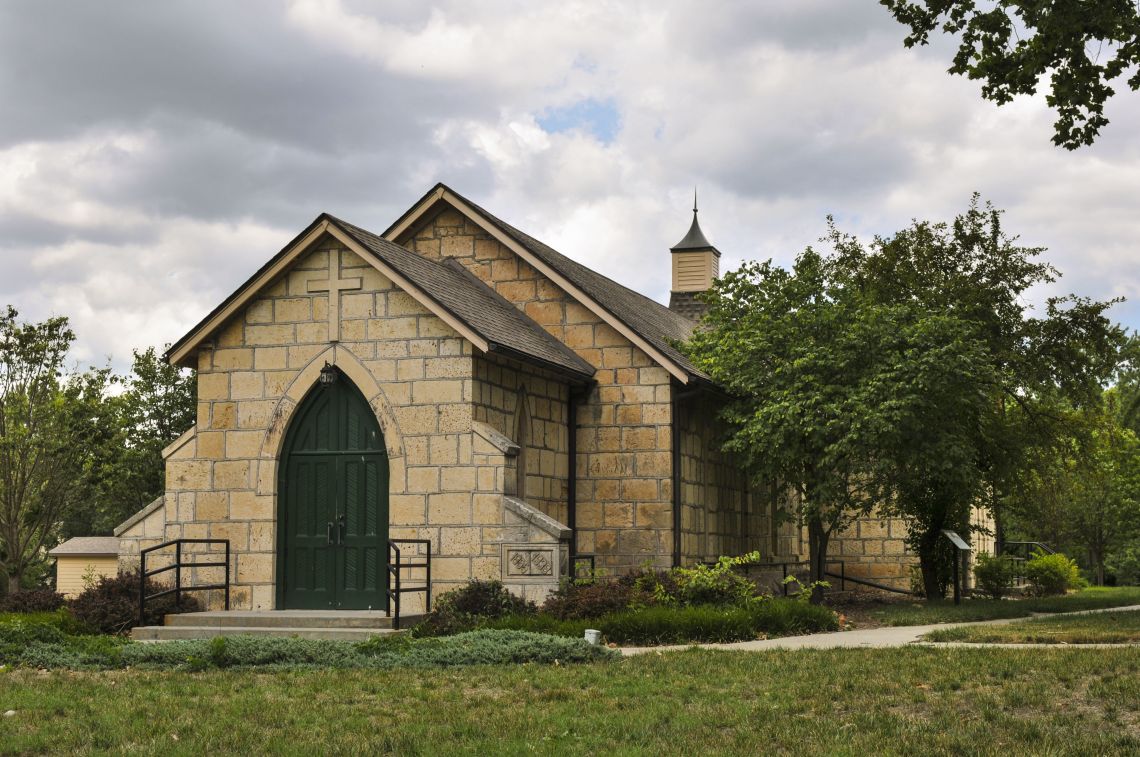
[917,530,943,600]
[806,516,830,603]
[7,572,20,595]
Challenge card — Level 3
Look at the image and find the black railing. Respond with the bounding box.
[139,538,230,627]
[388,539,431,630]
[1001,541,1056,559]
[572,553,596,581]
[764,559,914,596]
[1000,541,1056,587]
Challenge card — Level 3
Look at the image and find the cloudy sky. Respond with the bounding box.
[2,1,1138,373]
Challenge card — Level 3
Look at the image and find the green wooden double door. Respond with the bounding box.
[277,375,389,610]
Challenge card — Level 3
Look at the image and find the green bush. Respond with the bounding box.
[594,600,838,645]
[973,554,1019,599]
[413,579,535,637]
[668,553,762,607]
[1025,551,1085,596]
[0,588,67,613]
[485,598,838,645]
[68,571,203,635]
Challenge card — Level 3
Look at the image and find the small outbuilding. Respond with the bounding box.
[49,537,120,598]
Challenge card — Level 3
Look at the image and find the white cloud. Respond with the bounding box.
[1,0,1137,375]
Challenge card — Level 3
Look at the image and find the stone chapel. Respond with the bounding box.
[116,183,942,612]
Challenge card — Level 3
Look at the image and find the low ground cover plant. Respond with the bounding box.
[0,611,615,671]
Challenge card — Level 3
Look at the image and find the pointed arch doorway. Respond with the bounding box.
[276,369,389,609]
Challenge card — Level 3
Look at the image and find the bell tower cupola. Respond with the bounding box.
[668,189,720,320]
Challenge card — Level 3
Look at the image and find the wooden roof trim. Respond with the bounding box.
[385,188,691,384]
[166,217,492,368]
[167,220,332,367]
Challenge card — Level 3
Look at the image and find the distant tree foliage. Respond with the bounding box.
[881,0,1140,148]
[66,347,197,537]
[0,306,194,593]
[0,307,86,593]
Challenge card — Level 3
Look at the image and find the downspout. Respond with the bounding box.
[567,388,579,557]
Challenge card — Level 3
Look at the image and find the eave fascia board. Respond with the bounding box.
[166,219,332,367]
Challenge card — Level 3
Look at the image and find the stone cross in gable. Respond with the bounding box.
[307,250,362,343]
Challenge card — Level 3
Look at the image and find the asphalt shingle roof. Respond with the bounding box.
[327,215,596,380]
[437,187,709,382]
[49,537,120,556]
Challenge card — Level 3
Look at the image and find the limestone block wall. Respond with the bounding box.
[473,353,571,524]
[831,512,916,590]
[162,235,521,610]
[677,391,776,563]
[402,209,674,573]
[831,504,995,592]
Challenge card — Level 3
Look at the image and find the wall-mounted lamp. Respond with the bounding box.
[319,362,338,387]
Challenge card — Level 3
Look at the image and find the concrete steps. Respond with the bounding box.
[131,610,423,641]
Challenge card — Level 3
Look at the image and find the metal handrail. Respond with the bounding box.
[138,538,230,627]
[1001,541,1056,558]
[387,538,431,630]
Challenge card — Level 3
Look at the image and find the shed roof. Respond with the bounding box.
[49,537,120,557]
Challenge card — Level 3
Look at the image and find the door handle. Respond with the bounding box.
[327,522,335,545]
[337,514,346,545]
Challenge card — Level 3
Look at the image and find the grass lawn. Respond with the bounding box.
[1,646,1138,754]
[926,609,1140,644]
[860,586,1140,627]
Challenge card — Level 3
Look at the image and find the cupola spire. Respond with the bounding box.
[668,188,721,320]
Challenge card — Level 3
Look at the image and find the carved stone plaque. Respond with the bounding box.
[502,544,559,579]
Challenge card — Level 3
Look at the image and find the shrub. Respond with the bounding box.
[413,580,535,637]
[486,598,839,645]
[0,588,67,613]
[0,616,68,656]
[68,571,202,635]
[973,554,1019,599]
[1025,551,1084,596]
[668,552,762,607]
[541,579,641,620]
[595,599,838,645]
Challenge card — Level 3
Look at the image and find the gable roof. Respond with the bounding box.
[329,216,595,378]
[165,215,595,381]
[383,184,710,384]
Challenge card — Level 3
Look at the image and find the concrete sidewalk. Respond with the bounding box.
[619,603,1140,655]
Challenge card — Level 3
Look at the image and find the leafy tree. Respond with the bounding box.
[828,197,1125,595]
[1008,392,1140,585]
[0,307,86,592]
[684,250,897,584]
[688,197,1125,598]
[881,0,1140,148]
[63,347,196,538]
